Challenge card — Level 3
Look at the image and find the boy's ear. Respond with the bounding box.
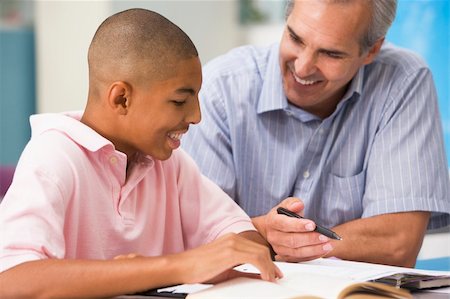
[107,81,132,115]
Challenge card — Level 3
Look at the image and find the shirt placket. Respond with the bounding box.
[294,122,330,199]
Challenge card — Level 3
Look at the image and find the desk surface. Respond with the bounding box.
[117,292,448,299]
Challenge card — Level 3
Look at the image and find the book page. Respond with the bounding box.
[236,258,450,282]
[277,272,357,298]
[187,277,313,299]
[188,273,411,299]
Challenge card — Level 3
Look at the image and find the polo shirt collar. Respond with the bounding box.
[30,111,115,153]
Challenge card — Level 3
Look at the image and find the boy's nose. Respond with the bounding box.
[186,99,201,124]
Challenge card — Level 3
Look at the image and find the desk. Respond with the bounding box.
[118,258,450,299]
[117,292,447,299]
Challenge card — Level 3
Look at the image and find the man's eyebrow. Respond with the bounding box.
[287,25,350,57]
[287,26,300,40]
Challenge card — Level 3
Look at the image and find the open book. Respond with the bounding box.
[187,273,411,299]
[144,258,450,299]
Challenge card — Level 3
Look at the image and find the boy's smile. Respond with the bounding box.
[167,129,188,150]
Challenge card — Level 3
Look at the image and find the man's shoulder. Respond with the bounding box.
[203,44,277,78]
[375,42,429,72]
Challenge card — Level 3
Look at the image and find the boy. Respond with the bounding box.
[0,9,281,298]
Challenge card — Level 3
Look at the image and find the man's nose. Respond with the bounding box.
[294,49,317,78]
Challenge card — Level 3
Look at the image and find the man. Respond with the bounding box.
[0,9,281,298]
[183,0,450,267]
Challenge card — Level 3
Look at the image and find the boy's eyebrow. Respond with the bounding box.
[287,25,350,57]
[175,87,195,95]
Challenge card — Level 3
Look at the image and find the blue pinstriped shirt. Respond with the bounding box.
[182,43,450,229]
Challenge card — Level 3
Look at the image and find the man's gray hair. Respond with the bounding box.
[285,0,397,52]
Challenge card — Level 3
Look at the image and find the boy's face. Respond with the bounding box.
[121,57,202,161]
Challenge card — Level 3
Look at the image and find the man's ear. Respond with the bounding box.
[363,37,384,65]
[107,81,132,115]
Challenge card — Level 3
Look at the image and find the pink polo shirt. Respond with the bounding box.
[0,112,255,273]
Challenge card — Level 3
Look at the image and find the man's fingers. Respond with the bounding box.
[277,197,304,214]
[272,241,333,262]
[268,230,329,248]
[270,215,316,233]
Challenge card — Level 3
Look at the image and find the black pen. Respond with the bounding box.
[277,207,342,240]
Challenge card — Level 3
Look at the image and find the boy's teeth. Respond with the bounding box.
[169,133,182,140]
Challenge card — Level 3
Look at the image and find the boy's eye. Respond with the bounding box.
[172,100,186,107]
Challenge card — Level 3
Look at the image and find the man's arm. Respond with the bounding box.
[0,233,281,299]
[252,198,430,267]
[328,211,430,267]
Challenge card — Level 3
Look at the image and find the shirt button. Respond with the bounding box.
[285,110,292,116]
[109,156,118,164]
[303,171,310,179]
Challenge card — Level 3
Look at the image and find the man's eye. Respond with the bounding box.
[289,32,299,42]
[324,51,343,59]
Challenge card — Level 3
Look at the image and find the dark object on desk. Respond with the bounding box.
[276,207,342,240]
[372,272,450,290]
[132,289,186,298]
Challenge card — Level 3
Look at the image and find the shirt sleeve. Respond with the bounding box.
[0,140,68,273]
[363,66,450,229]
[174,149,255,249]
[182,70,238,201]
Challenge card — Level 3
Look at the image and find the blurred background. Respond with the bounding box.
[0,0,449,266]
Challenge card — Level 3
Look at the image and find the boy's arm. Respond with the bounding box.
[0,233,281,299]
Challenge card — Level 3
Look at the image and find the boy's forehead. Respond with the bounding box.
[146,57,202,93]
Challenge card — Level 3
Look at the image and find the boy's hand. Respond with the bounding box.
[174,233,282,284]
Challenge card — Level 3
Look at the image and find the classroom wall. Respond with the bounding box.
[35,1,109,113]
[35,1,240,113]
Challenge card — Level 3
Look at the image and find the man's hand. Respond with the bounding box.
[253,198,430,267]
[253,197,333,262]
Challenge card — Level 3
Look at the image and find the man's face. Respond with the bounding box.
[279,0,379,118]
[121,57,202,161]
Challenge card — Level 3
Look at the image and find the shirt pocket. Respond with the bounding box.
[320,170,366,227]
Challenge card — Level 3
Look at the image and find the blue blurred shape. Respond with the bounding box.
[416,256,450,271]
[0,27,36,166]
[387,0,450,166]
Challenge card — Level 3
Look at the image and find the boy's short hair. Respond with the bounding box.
[88,8,198,86]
